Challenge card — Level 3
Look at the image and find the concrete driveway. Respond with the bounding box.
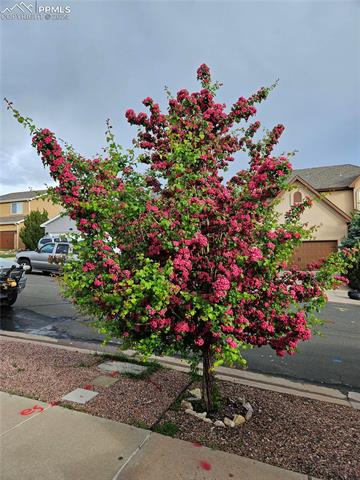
[1,272,359,392]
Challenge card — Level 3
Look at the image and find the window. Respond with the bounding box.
[11,202,23,214]
[40,238,52,245]
[40,243,55,254]
[293,191,302,206]
[56,244,69,255]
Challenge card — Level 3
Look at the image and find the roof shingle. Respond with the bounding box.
[292,164,360,190]
[0,214,26,224]
[0,189,47,203]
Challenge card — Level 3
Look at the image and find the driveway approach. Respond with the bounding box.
[1,273,359,392]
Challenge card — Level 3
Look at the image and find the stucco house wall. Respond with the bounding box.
[326,190,354,216]
[275,181,348,244]
[352,176,360,210]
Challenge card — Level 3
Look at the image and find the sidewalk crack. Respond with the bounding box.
[112,431,151,480]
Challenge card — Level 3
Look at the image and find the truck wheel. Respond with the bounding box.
[7,290,18,306]
[18,258,32,273]
[348,290,360,301]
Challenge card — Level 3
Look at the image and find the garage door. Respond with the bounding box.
[291,241,338,269]
[0,231,16,250]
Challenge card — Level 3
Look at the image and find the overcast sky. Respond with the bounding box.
[1,0,359,194]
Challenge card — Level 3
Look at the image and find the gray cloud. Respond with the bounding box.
[1,0,359,194]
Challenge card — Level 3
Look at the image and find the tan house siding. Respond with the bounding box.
[0,198,61,219]
[275,181,348,244]
[352,177,360,211]
[0,201,30,216]
[29,198,62,218]
[0,193,62,250]
[326,190,354,216]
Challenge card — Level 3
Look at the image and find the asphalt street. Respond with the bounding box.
[1,273,359,392]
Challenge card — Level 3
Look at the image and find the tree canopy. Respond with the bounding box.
[6,65,354,410]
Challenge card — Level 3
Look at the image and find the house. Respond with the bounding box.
[0,190,62,250]
[276,164,360,268]
[41,214,79,236]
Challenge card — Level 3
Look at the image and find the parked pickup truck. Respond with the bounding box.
[0,258,28,305]
[16,242,74,274]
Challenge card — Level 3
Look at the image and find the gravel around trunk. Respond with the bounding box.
[1,338,359,480]
[161,381,360,480]
[0,339,190,427]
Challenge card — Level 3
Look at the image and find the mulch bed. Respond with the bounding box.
[160,381,360,480]
[0,339,190,427]
[1,338,359,480]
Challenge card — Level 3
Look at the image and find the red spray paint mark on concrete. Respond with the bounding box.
[193,442,202,448]
[20,404,44,416]
[199,461,212,471]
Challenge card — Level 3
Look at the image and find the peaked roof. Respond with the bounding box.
[0,189,47,203]
[291,164,360,190]
[289,176,352,222]
[0,214,25,225]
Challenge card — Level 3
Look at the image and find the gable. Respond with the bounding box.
[275,180,348,242]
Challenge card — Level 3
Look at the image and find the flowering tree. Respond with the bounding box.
[6,65,353,411]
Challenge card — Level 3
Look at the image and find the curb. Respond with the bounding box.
[1,330,358,410]
[326,288,360,306]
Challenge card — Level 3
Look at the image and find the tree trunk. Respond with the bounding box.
[202,344,216,413]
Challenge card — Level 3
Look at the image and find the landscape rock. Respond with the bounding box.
[233,414,246,426]
[180,400,193,411]
[184,409,212,423]
[224,417,235,428]
[188,388,201,399]
[185,409,206,419]
[185,408,195,415]
[214,420,225,427]
[228,396,246,407]
[244,401,254,420]
[196,411,208,419]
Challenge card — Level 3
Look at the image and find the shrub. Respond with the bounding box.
[341,212,360,290]
[19,210,48,250]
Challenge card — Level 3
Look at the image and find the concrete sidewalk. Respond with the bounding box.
[0,391,317,480]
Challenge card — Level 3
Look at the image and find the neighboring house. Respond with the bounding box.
[276,164,360,268]
[0,190,62,250]
[41,214,79,236]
